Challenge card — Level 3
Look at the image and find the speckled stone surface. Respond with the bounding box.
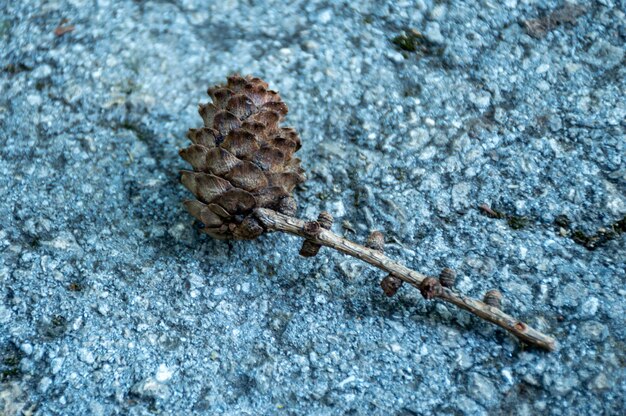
[1,0,624,415]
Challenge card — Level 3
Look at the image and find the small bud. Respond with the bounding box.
[483,289,503,309]
[380,274,403,297]
[233,216,264,239]
[439,268,456,288]
[299,240,321,257]
[278,196,297,216]
[419,277,442,300]
[317,211,334,230]
[300,217,326,257]
[303,221,321,237]
[366,231,385,252]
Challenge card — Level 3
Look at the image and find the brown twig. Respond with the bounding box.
[254,208,557,351]
[54,19,75,37]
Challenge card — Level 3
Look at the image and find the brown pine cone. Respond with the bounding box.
[179,75,306,240]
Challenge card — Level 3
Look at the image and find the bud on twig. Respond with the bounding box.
[381,274,403,297]
[419,277,442,300]
[317,211,334,230]
[483,289,503,309]
[366,231,385,252]
[365,231,403,296]
[439,267,456,288]
[299,213,334,257]
[299,240,320,257]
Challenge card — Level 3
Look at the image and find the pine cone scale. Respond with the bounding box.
[178,145,210,171]
[225,162,269,192]
[222,131,260,158]
[204,148,240,176]
[218,188,255,213]
[204,203,228,218]
[180,171,232,204]
[187,128,218,148]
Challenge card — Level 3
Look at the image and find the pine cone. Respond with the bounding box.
[179,75,306,240]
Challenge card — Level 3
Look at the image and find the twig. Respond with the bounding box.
[254,208,557,351]
[54,19,75,37]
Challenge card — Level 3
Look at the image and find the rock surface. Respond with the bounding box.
[0,0,624,414]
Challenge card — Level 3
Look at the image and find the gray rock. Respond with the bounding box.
[131,377,171,401]
[580,321,609,341]
[453,395,486,416]
[585,39,624,69]
[579,297,600,317]
[37,377,52,394]
[549,374,580,395]
[589,372,610,391]
[424,22,445,44]
[78,349,95,365]
[19,343,32,356]
[468,373,497,405]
